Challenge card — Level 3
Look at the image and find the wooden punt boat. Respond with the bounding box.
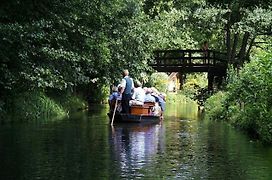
[108,102,161,124]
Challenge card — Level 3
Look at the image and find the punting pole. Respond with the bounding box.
[111,99,118,126]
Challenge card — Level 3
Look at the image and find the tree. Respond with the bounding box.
[0,0,195,102]
[192,0,272,68]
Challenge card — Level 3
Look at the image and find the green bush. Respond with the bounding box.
[205,50,272,143]
[166,92,193,104]
[227,51,272,143]
[57,95,88,112]
[205,91,227,120]
[88,84,110,104]
[6,91,67,122]
[149,73,169,92]
[182,73,208,99]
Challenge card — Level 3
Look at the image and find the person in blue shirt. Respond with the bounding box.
[108,86,122,112]
[151,87,166,112]
[144,88,156,103]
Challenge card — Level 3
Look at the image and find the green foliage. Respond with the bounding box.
[182,73,208,99]
[187,0,272,67]
[206,50,272,143]
[0,0,271,122]
[6,91,66,122]
[227,51,272,142]
[53,94,88,113]
[166,93,193,104]
[0,0,200,96]
[0,0,202,120]
[148,73,168,92]
[191,5,228,48]
[88,84,110,104]
[205,91,228,120]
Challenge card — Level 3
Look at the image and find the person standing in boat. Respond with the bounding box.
[120,69,134,113]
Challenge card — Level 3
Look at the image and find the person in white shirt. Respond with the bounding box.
[129,80,145,106]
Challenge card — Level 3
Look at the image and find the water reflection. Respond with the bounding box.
[110,123,165,178]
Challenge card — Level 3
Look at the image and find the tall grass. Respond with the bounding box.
[55,94,88,112]
[5,91,67,122]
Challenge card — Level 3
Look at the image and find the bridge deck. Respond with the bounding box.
[149,49,227,76]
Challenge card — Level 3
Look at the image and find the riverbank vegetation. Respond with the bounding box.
[1,91,88,123]
[205,50,272,143]
[7,92,67,122]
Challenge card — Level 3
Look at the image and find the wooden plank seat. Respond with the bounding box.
[143,102,155,108]
[130,102,155,115]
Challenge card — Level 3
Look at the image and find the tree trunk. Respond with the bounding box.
[246,36,256,61]
[231,33,239,66]
[226,20,231,63]
[238,32,250,66]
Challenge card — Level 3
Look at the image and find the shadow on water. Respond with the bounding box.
[0,102,272,179]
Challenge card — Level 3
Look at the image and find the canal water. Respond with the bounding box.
[0,102,272,179]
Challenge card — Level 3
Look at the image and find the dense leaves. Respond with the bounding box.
[188,0,272,67]
[228,51,272,142]
[206,50,272,143]
[0,0,201,100]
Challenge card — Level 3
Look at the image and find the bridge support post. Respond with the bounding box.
[214,76,223,90]
[178,73,186,90]
[208,72,214,90]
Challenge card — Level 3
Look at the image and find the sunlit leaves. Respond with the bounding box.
[149,72,169,92]
[225,50,272,143]
[242,7,272,34]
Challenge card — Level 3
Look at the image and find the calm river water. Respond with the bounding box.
[0,102,272,179]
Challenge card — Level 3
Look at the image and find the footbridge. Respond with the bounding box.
[149,49,228,89]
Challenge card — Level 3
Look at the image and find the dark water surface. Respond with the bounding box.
[0,103,272,179]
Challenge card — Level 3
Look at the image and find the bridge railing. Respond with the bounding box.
[152,49,227,67]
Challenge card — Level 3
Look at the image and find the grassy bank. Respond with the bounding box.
[1,91,88,123]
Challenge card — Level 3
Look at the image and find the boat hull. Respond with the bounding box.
[108,112,160,124]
